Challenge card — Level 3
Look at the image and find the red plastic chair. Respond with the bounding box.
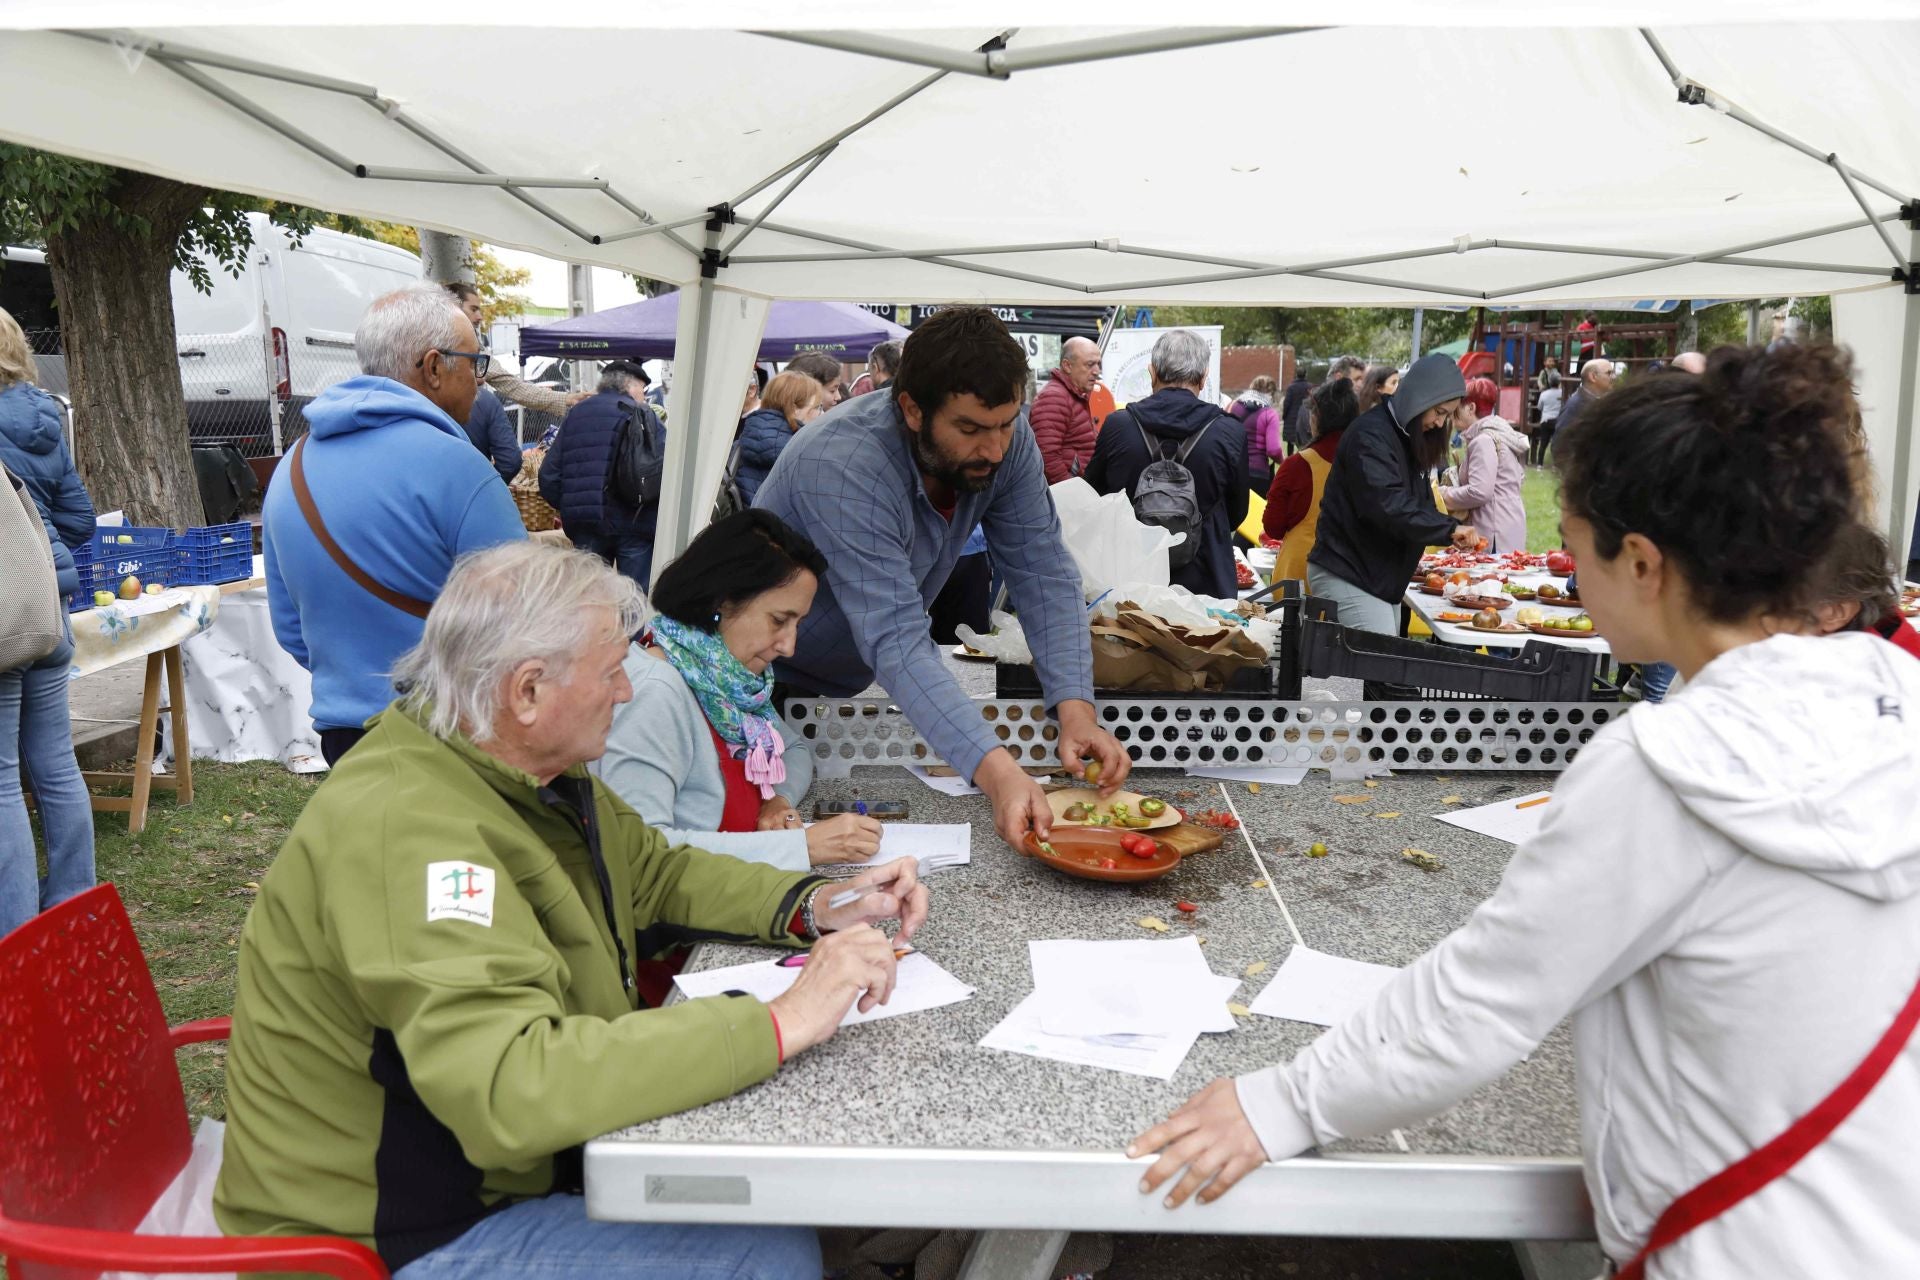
[0,884,386,1279]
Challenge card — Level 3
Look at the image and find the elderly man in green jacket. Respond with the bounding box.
[215,541,928,1279]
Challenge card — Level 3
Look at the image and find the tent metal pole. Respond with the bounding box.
[730,240,1102,264]
[152,56,360,175]
[1890,223,1920,557]
[1297,270,1487,301]
[758,26,1312,79]
[723,147,838,256]
[1096,243,1489,295]
[355,166,610,190]
[378,105,606,246]
[598,189,701,258]
[60,28,381,97]
[599,213,719,245]
[1641,28,1910,206]
[727,66,953,211]
[1828,157,1911,271]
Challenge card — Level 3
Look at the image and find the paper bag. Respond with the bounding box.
[1090,606,1269,692]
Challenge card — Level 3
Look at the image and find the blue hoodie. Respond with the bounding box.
[0,382,94,597]
[263,376,526,732]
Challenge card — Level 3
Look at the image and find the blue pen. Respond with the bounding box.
[856,800,868,817]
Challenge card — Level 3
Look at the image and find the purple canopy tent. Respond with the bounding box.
[519,293,908,361]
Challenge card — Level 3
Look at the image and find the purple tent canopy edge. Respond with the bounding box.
[518,293,910,362]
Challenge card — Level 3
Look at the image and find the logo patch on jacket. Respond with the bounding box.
[426,861,497,927]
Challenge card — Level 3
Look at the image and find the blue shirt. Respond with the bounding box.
[754,389,1094,781]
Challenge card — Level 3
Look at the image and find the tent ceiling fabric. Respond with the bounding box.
[0,20,1916,306]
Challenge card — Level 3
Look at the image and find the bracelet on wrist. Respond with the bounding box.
[797,886,822,941]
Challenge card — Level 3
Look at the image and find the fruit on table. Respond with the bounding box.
[1570,614,1595,633]
[1536,583,1562,600]
[1063,802,1090,822]
[1083,759,1102,785]
[1546,550,1576,575]
[1472,607,1502,630]
[1138,797,1166,818]
[1515,606,1544,625]
[144,583,164,595]
[1448,570,1472,586]
[92,590,115,608]
[1120,833,1158,859]
[1425,571,1446,591]
[118,574,142,600]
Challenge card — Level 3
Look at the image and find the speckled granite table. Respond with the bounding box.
[586,751,1592,1256]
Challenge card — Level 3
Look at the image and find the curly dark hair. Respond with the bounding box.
[893,306,1029,420]
[1811,521,1897,633]
[1555,343,1867,624]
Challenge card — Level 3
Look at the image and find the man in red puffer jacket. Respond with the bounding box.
[1030,336,1101,484]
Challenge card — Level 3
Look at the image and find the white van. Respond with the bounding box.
[173,212,422,450]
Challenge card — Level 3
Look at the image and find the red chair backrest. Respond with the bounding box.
[0,886,193,1269]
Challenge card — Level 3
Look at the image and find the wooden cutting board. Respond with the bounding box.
[1153,822,1225,858]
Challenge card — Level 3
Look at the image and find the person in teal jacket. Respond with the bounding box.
[217,542,930,1279]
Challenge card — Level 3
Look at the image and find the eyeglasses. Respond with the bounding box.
[418,349,491,380]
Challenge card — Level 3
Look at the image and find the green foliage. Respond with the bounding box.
[1136,305,1476,369]
[0,142,330,293]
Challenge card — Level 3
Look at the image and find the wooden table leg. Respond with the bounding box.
[163,644,193,806]
[126,650,164,835]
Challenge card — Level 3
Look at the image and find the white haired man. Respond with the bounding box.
[217,542,927,1280]
[264,283,527,767]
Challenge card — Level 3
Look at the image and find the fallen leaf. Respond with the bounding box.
[220,814,234,826]
[242,881,260,891]
[1402,847,1444,873]
[1332,795,1371,805]
[1373,812,1403,819]
[1363,780,1380,789]
[1245,961,1268,976]
[1436,776,1452,782]
[1137,916,1171,933]
[1248,879,1269,889]
[1458,166,1469,177]
[1196,937,1208,946]
[1247,782,1261,794]
[1441,796,1463,805]
[1227,1002,1252,1017]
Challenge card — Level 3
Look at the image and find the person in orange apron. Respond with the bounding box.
[599,509,883,1004]
[1129,343,1920,1279]
[1262,378,1359,585]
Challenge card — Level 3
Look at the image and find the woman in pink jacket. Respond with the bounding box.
[1439,378,1530,551]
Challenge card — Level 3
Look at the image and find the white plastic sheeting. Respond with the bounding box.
[0,11,1915,555]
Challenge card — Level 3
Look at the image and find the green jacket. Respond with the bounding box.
[213,703,824,1270]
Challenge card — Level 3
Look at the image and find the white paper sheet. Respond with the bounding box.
[1183,764,1310,786]
[1432,792,1553,845]
[980,994,1199,1081]
[1028,937,1239,1037]
[1247,945,1401,1028]
[810,823,973,874]
[906,765,983,797]
[672,949,974,1028]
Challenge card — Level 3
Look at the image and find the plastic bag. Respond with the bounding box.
[1049,478,1182,601]
[102,1117,236,1280]
[954,609,1032,665]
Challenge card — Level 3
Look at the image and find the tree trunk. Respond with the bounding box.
[45,171,208,529]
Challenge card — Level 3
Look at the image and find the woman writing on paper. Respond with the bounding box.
[1129,344,1920,1279]
[598,509,882,872]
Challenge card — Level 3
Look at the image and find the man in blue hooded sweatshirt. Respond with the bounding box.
[264,283,526,766]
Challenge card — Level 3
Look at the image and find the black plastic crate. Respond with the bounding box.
[1301,617,1596,702]
[994,660,1274,700]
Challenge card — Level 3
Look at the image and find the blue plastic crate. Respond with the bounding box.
[65,541,95,611]
[86,526,176,596]
[175,522,253,585]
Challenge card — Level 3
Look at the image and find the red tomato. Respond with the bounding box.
[1546,550,1575,575]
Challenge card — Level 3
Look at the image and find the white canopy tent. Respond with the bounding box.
[2,5,1917,566]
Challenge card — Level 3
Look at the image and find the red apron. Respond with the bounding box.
[632,722,766,1008]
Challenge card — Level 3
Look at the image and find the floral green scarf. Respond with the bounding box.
[650,615,787,797]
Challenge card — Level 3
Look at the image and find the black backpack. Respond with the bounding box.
[711,438,747,522]
[608,399,665,509]
[1128,414,1213,569]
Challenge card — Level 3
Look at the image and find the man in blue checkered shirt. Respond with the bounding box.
[756,308,1131,847]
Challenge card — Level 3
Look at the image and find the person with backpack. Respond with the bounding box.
[1083,330,1247,600]
[1229,375,1282,498]
[538,358,664,589]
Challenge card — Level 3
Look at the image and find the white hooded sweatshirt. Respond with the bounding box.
[1236,632,1920,1277]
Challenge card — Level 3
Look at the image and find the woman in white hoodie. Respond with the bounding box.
[1129,344,1920,1279]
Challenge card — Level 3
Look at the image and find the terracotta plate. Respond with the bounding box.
[1021,828,1182,882]
[1524,621,1602,638]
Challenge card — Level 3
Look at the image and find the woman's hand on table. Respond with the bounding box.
[766,925,898,1055]
[811,855,928,941]
[1057,699,1130,797]
[756,797,804,832]
[1128,1078,1269,1208]
[805,812,884,865]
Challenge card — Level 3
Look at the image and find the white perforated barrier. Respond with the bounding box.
[782,697,1619,778]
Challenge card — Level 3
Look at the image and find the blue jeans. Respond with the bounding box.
[1639,661,1677,703]
[574,530,655,592]
[392,1194,819,1280]
[0,628,96,937]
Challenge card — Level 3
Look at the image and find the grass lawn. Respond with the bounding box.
[92,760,322,1118]
[1522,464,1565,553]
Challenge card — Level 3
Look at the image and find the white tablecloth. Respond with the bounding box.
[161,585,324,773]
